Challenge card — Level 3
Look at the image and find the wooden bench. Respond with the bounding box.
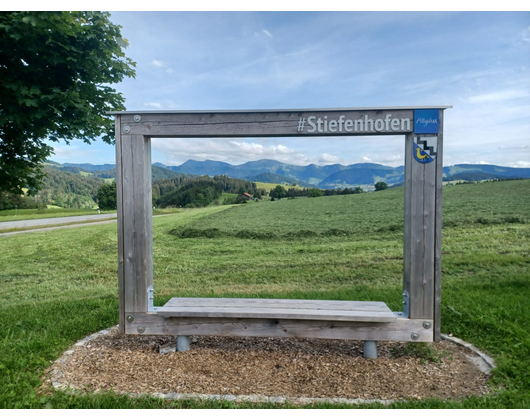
[157,297,397,323]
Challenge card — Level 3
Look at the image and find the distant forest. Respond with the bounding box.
[154,175,266,208]
[1,166,269,211]
[37,166,105,208]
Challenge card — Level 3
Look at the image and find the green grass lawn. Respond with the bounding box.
[0,180,529,408]
[218,192,238,204]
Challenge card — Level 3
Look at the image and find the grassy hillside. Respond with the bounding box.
[0,180,528,408]
[171,180,530,239]
[254,181,304,193]
[246,172,316,188]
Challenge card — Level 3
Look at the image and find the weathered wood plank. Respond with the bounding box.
[404,133,427,319]
[422,145,436,319]
[164,297,389,312]
[110,106,452,115]
[121,135,153,314]
[404,134,436,320]
[403,134,413,314]
[119,110,414,138]
[409,155,425,319]
[115,115,125,334]
[121,134,135,314]
[144,137,153,305]
[126,313,432,342]
[157,307,396,323]
[434,111,444,341]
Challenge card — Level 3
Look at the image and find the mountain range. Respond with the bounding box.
[57,159,530,189]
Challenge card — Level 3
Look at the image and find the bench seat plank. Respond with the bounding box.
[157,298,396,323]
[164,297,389,311]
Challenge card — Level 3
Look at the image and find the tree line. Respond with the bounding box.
[275,186,365,199]
[153,175,265,208]
[96,175,268,210]
[1,165,105,210]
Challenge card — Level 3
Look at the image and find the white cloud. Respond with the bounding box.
[508,161,530,168]
[522,26,530,43]
[362,156,372,162]
[151,138,309,166]
[52,145,81,160]
[51,145,104,163]
[465,89,529,104]
[377,154,403,167]
[499,145,529,150]
[143,102,163,109]
[262,29,273,39]
[151,59,174,74]
[318,153,340,164]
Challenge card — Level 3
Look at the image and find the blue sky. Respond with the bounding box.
[49,11,530,168]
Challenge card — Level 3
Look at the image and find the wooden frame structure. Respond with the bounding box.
[109,106,451,343]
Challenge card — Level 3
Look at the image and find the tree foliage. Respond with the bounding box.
[157,179,222,208]
[38,165,104,208]
[307,188,323,198]
[0,12,136,195]
[96,181,117,210]
[285,186,364,198]
[0,191,44,211]
[153,174,263,208]
[374,181,388,191]
[269,185,287,199]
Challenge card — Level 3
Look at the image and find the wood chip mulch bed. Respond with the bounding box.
[44,327,492,402]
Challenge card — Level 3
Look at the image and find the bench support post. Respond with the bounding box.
[177,336,190,352]
[363,341,377,359]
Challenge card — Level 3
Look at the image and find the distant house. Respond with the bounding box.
[238,192,254,201]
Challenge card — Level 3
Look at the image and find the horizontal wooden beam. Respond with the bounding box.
[118,110,417,138]
[108,105,453,115]
[125,313,433,342]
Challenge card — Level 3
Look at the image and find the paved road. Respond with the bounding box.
[0,213,117,230]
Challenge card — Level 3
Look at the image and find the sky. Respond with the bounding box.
[48,11,530,168]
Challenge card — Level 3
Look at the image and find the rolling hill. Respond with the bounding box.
[52,159,530,189]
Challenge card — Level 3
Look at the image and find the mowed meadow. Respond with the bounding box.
[0,180,529,408]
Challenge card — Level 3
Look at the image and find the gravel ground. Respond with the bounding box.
[44,327,492,402]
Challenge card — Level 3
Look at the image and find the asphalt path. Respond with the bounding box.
[0,213,117,230]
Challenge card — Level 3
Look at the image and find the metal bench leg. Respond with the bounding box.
[177,335,190,352]
[363,340,377,359]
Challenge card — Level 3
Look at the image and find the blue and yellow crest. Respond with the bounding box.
[413,136,437,164]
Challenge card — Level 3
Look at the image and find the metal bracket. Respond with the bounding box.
[394,291,410,318]
[147,286,159,313]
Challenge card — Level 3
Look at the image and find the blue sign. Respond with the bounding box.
[414,109,439,134]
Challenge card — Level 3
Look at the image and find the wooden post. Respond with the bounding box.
[434,111,444,341]
[116,131,153,331]
[115,115,125,333]
[403,133,436,321]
